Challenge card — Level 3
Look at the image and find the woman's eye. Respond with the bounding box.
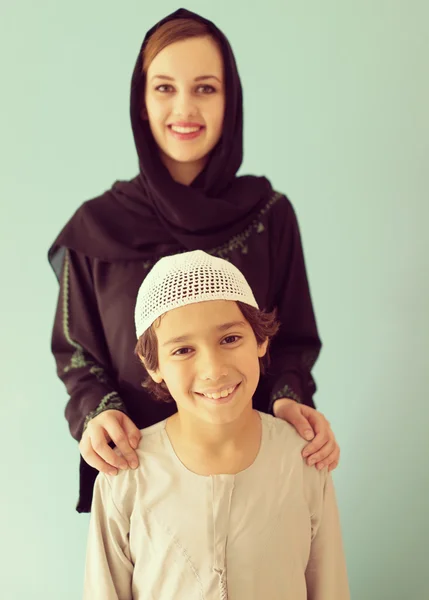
[155,85,173,93]
[154,85,215,94]
[197,85,216,94]
[222,335,241,345]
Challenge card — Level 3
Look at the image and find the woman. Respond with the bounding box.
[49,8,340,513]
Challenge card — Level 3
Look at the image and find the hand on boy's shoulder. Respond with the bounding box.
[80,409,141,477]
[273,399,341,473]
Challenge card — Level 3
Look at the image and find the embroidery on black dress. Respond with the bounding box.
[83,392,127,432]
[271,384,302,405]
[61,250,108,384]
[207,191,282,260]
[61,250,128,429]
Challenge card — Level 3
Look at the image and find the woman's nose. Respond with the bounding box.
[172,91,198,119]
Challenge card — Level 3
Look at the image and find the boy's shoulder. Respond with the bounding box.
[136,419,169,452]
[96,420,170,514]
[108,420,168,464]
[259,411,328,490]
[259,411,307,453]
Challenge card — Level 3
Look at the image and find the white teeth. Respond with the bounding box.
[171,125,201,133]
[202,385,236,400]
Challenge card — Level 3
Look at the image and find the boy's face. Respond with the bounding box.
[148,300,267,426]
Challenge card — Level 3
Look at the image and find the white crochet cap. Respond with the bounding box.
[134,250,259,338]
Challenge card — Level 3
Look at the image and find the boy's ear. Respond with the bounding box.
[257,339,269,358]
[138,353,163,383]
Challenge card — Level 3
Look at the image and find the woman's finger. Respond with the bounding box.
[120,413,142,451]
[302,407,328,432]
[89,428,129,470]
[302,430,331,458]
[306,439,337,466]
[315,446,340,470]
[108,419,139,469]
[79,439,119,475]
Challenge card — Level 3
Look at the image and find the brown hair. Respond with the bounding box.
[142,18,215,74]
[134,302,280,402]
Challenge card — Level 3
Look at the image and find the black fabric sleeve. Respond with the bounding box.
[51,249,131,512]
[266,197,322,411]
[51,248,129,441]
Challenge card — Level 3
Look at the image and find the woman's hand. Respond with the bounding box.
[273,398,340,472]
[79,410,142,476]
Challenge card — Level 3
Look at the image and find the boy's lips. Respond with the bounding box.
[195,383,241,403]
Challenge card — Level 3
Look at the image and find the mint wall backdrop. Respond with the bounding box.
[1,1,427,598]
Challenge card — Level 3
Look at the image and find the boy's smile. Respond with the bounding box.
[196,382,241,402]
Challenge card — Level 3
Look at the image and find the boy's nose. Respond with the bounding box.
[197,352,228,381]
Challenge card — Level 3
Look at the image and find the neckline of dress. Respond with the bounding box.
[161,411,268,480]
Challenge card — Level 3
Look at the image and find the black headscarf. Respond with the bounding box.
[48,8,273,274]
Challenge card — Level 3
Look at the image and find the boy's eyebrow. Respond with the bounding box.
[150,74,222,83]
[216,320,246,332]
[162,321,246,347]
[162,334,192,347]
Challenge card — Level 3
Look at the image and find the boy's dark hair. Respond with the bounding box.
[134,302,279,402]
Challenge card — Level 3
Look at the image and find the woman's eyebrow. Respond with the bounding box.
[194,75,222,82]
[150,74,222,83]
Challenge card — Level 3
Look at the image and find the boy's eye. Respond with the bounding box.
[172,347,192,356]
[222,335,241,345]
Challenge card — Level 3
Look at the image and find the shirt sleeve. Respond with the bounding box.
[305,472,350,600]
[267,197,322,410]
[51,248,128,441]
[83,474,133,600]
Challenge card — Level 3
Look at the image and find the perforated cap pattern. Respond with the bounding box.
[134,250,259,338]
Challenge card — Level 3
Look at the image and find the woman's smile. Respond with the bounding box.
[168,122,206,141]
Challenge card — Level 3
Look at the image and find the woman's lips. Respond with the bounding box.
[168,124,205,141]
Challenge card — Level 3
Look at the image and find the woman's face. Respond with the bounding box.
[144,35,225,185]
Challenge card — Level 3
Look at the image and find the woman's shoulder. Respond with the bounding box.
[263,189,300,235]
[48,176,165,265]
[205,188,295,263]
[246,185,295,226]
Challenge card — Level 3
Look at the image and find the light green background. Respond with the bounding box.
[1,1,428,599]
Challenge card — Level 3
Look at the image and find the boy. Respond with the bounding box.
[83,250,350,599]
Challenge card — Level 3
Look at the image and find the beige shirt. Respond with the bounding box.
[83,412,350,599]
